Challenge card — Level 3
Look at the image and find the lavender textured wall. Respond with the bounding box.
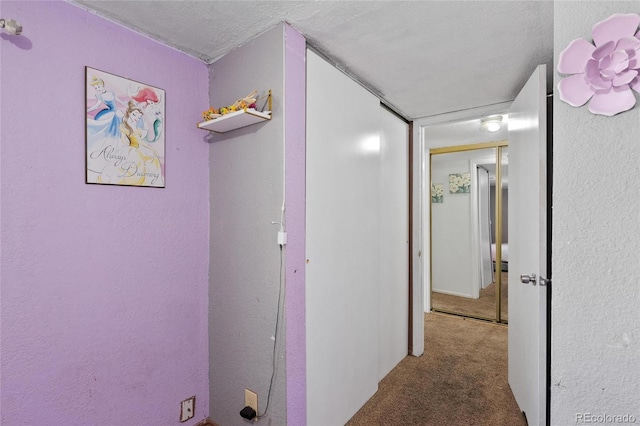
[284,25,306,426]
[0,2,210,424]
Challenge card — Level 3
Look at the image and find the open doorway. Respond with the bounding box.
[409,101,513,355]
[403,66,549,424]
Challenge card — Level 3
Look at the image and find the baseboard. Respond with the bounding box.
[195,419,219,426]
[432,288,477,299]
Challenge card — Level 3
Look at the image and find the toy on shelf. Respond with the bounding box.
[201,90,259,121]
[198,90,272,134]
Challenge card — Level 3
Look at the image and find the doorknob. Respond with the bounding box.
[520,273,537,285]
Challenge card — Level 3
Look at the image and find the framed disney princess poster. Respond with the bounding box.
[85,67,165,187]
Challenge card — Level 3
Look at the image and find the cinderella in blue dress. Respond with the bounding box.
[87,76,125,147]
[87,76,130,182]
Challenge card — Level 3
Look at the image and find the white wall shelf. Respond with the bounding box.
[198,90,272,133]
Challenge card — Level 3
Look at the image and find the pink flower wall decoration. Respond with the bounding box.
[557,13,640,116]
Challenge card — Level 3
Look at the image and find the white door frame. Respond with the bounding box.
[410,101,511,356]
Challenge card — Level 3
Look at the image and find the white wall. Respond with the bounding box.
[208,25,286,426]
[552,3,640,424]
[431,158,475,298]
[379,108,409,381]
[306,50,409,425]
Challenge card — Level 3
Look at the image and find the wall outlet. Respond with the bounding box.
[180,396,195,422]
[245,388,258,420]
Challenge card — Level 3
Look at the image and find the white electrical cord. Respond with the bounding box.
[258,89,287,419]
[257,245,284,419]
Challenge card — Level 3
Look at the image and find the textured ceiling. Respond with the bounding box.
[71,0,554,120]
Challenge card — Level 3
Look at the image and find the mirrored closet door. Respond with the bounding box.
[430,142,508,323]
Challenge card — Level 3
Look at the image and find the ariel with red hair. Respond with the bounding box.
[132,87,159,106]
[132,87,162,142]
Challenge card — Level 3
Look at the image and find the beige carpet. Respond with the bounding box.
[347,313,526,426]
[431,272,509,322]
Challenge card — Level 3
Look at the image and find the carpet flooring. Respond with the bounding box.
[346,313,526,426]
[431,272,509,322]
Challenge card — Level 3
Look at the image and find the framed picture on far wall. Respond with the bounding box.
[449,172,471,194]
[85,66,165,188]
[431,183,444,203]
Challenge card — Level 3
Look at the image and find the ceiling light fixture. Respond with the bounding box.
[480,115,503,132]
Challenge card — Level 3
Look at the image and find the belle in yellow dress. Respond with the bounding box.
[97,102,164,187]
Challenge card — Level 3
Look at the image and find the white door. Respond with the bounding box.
[477,167,493,289]
[507,65,548,426]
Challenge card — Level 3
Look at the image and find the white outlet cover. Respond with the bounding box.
[180,396,195,422]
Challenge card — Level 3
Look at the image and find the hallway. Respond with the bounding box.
[347,313,526,425]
